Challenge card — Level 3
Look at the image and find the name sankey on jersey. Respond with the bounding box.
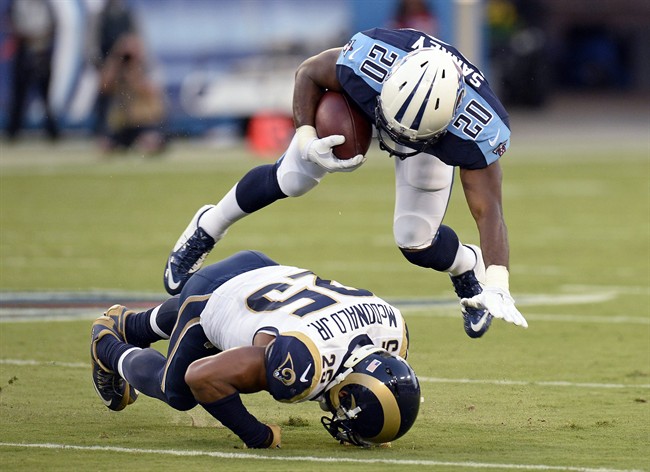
[199,265,408,402]
[336,28,511,169]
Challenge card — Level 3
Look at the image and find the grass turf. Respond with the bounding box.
[0,137,648,471]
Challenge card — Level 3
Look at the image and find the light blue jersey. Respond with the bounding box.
[336,28,510,169]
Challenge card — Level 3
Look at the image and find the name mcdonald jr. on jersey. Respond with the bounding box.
[307,302,398,341]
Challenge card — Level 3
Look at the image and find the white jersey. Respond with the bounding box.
[200,265,408,401]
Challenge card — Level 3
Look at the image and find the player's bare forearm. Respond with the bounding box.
[293,48,342,127]
[185,346,268,403]
[477,215,509,269]
[460,162,510,268]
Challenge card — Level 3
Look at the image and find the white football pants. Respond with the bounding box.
[276,136,454,250]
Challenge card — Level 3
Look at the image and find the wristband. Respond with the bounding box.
[485,265,510,292]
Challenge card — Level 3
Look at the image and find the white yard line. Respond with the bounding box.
[0,442,644,472]
[2,290,648,324]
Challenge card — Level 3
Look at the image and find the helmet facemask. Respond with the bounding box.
[320,400,368,447]
[375,97,450,159]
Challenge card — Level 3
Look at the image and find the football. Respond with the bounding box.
[315,91,372,160]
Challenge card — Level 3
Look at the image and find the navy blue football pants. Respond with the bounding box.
[121,250,278,410]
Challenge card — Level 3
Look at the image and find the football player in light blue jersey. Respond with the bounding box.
[91,250,420,448]
[163,28,528,339]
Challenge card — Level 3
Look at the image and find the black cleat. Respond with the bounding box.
[450,245,492,338]
[163,205,216,295]
[90,316,138,411]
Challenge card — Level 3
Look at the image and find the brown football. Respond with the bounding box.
[315,91,372,160]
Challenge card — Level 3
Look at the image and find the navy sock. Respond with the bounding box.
[125,296,179,346]
[154,296,180,335]
[96,335,134,374]
[235,163,287,213]
[201,393,272,448]
[120,348,168,403]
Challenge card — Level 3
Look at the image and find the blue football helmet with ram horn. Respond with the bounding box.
[320,345,421,446]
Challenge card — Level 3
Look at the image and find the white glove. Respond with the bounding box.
[460,265,528,328]
[295,125,366,173]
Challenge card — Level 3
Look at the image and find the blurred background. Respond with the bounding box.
[0,0,648,151]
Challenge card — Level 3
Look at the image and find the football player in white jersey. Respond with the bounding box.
[162,28,527,339]
[91,250,421,448]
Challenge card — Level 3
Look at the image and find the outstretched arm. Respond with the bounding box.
[460,162,527,328]
[459,161,508,269]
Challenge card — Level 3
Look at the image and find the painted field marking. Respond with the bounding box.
[1,359,647,390]
[401,310,649,325]
[3,308,646,325]
[0,442,644,472]
[2,290,648,324]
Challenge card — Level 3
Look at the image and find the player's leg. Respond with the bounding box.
[154,250,279,410]
[127,296,219,411]
[91,252,278,411]
[105,296,179,348]
[179,250,281,448]
[91,291,215,410]
[181,250,279,297]
[7,46,29,139]
[163,135,327,295]
[37,57,59,140]
[90,296,182,409]
[392,151,491,338]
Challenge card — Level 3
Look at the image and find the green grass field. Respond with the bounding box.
[0,132,648,471]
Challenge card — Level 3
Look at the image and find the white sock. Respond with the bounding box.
[446,243,478,276]
[149,305,169,340]
[198,185,247,240]
[117,347,142,379]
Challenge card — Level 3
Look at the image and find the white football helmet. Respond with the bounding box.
[376,47,464,159]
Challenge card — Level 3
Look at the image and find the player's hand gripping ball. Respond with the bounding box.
[315,91,372,160]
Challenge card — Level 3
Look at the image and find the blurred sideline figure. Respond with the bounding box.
[98,32,167,154]
[487,0,549,107]
[162,28,528,340]
[89,0,137,136]
[5,0,59,141]
[389,0,438,36]
[91,250,421,448]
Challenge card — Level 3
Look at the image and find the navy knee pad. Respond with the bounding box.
[399,225,459,271]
